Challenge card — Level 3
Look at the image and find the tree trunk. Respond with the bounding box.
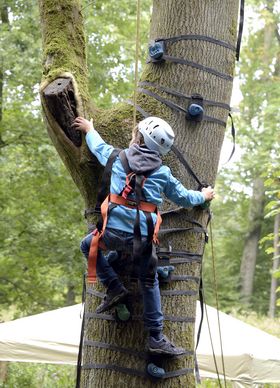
[38,0,239,386]
[268,213,280,318]
[0,1,9,147]
[0,362,8,384]
[66,282,76,306]
[240,178,265,305]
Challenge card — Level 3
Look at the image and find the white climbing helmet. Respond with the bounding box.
[138,117,175,155]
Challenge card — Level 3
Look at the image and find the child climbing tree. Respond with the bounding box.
[38,0,240,386]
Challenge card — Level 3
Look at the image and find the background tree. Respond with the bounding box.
[0,0,152,319]
[38,0,240,386]
[203,0,280,315]
[0,0,85,316]
[261,167,280,318]
[237,0,280,306]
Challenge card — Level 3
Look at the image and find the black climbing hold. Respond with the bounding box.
[146,362,166,379]
[186,94,204,122]
[149,40,165,61]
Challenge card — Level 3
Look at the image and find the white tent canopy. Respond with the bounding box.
[0,303,280,387]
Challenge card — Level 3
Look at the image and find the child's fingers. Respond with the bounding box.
[74,117,87,124]
[71,122,84,130]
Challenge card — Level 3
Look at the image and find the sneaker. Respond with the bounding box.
[148,335,186,357]
[96,287,129,314]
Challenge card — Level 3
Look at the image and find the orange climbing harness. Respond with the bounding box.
[87,150,162,284]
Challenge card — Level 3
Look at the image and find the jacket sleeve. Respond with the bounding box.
[85,129,114,166]
[163,167,205,207]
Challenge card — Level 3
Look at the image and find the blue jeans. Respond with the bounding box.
[80,227,163,332]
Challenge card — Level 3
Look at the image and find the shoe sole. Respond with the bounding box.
[96,291,129,314]
[148,348,186,357]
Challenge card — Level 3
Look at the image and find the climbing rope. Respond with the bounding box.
[133,0,141,129]
[203,297,223,388]
[209,220,227,387]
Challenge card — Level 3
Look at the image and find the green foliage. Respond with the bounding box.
[261,166,280,308]
[236,1,280,179]
[0,363,75,388]
[0,0,85,317]
[205,0,280,315]
[0,0,152,319]
[232,309,280,338]
[264,169,280,218]
[83,0,152,108]
[203,174,250,311]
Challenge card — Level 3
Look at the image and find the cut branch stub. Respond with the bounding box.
[42,78,81,147]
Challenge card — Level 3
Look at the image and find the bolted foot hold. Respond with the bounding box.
[149,40,165,61]
[186,94,204,122]
[188,103,204,117]
[157,265,175,280]
[115,303,131,322]
[146,362,165,379]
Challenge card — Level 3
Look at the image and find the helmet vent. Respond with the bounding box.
[153,125,159,129]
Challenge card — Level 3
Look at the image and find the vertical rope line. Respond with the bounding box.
[209,220,227,387]
[200,211,222,387]
[133,0,141,129]
[203,292,222,388]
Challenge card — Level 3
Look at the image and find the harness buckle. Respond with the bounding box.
[122,185,133,199]
[92,228,99,236]
[126,199,137,207]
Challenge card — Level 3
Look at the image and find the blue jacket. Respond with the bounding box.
[86,129,205,235]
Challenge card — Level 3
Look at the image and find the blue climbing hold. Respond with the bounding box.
[188,103,204,117]
[147,363,165,379]
[149,41,165,60]
[157,265,175,279]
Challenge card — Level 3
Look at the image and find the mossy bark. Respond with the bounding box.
[39,0,239,386]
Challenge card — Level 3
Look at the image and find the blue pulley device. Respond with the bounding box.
[149,40,165,61]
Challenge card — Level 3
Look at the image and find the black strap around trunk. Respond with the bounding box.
[236,0,245,61]
[171,144,203,188]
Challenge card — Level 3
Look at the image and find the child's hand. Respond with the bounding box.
[202,186,215,201]
[72,117,93,133]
